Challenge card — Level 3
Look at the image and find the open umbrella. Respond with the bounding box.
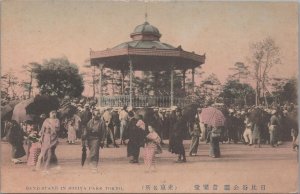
[200,107,225,127]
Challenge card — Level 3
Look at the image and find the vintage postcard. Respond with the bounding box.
[1,0,298,193]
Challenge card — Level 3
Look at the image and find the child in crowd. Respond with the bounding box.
[65,117,76,144]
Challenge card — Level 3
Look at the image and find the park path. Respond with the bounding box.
[1,140,298,193]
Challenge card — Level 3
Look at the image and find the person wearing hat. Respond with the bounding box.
[123,111,146,163]
[111,107,121,142]
[152,107,165,145]
[80,104,92,137]
[169,108,187,163]
[269,110,280,147]
[36,110,60,173]
[82,109,107,172]
[158,108,167,145]
[102,108,119,148]
[167,107,177,152]
[225,109,235,144]
[119,106,129,145]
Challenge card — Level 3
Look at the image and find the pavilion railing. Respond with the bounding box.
[99,95,194,107]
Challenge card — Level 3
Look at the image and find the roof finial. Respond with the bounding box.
[145,3,148,22]
[145,12,148,22]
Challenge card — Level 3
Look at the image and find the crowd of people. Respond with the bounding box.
[2,96,298,174]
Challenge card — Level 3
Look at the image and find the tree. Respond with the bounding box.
[20,62,40,98]
[228,62,250,83]
[102,68,124,96]
[1,69,19,99]
[269,77,288,105]
[32,57,84,98]
[198,73,222,104]
[281,78,297,103]
[132,70,183,97]
[219,79,255,107]
[186,67,204,95]
[249,37,281,106]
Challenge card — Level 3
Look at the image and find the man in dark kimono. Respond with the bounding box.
[82,110,107,172]
[123,111,146,163]
[80,104,92,132]
[169,108,187,163]
[168,107,177,152]
[111,108,120,140]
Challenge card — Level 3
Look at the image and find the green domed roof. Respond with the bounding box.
[130,21,161,39]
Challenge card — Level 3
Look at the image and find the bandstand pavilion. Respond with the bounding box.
[90,19,205,108]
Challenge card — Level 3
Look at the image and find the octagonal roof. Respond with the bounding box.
[90,20,206,71]
[113,40,175,50]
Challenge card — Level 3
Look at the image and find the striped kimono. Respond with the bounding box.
[27,139,41,166]
[144,131,161,168]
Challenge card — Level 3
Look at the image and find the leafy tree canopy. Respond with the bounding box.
[281,78,297,103]
[220,79,255,107]
[33,57,84,98]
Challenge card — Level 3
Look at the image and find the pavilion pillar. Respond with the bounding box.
[192,68,195,93]
[182,69,186,95]
[129,59,133,107]
[170,67,174,107]
[98,64,104,107]
[121,69,125,95]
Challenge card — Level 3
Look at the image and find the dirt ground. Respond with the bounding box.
[0,139,298,193]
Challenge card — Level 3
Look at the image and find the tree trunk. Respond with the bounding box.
[28,71,33,98]
[256,80,260,106]
[92,66,96,98]
[244,94,247,106]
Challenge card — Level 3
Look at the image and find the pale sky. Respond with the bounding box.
[1,1,298,92]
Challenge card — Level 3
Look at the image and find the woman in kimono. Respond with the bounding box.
[36,110,60,173]
[144,125,161,172]
[189,120,201,156]
[208,125,222,158]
